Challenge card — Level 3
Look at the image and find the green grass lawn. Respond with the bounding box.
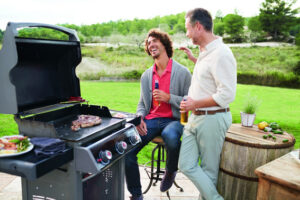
[0,81,299,164]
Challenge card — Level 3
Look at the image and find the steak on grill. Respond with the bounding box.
[71,115,102,131]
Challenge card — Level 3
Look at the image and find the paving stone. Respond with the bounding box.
[0,166,200,200]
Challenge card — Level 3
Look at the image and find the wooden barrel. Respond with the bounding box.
[217,124,295,200]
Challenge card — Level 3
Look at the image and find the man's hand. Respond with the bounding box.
[179,47,197,64]
[180,97,196,112]
[153,89,170,103]
[136,118,147,136]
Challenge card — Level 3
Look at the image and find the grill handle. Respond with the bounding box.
[7,22,80,41]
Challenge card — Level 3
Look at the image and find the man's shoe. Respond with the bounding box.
[160,171,177,192]
[130,195,143,200]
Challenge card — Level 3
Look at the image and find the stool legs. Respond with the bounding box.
[174,180,184,192]
[143,143,184,198]
[143,143,163,194]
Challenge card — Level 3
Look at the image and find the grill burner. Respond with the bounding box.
[0,22,141,200]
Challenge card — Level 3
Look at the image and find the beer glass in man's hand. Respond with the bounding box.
[180,96,188,125]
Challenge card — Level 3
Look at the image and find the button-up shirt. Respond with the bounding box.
[188,37,237,110]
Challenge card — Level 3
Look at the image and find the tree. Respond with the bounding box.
[289,17,300,37]
[129,32,147,49]
[296,32,300,47]
[0,29,3,43]
[215,10,224,22]
[247,16,266,42]
[259,0,299,40]
[223,14,245,42]
[214,10,225,36]
[174,23,185,33]
[214,22,225,36]
[248,16,262,32]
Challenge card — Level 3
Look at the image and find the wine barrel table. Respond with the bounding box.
[217,123,295,200]
[255,150,300,200]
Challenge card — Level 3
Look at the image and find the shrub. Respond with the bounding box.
[293,61,300,75]
[296,32,300,47]
[237,71,300,88]
[78,72,108,80]
[121,70,143,79]
[105,47,114,52]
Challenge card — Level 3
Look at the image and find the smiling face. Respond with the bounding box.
[185,17,200,45]
[147,36,166,59]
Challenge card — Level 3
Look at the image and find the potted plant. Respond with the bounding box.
[240,94,261,127]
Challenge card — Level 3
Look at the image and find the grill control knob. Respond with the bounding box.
[115,141,127,154]
[97,150,112,164]
[129,134,140,145]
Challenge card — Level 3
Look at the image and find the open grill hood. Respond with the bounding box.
[0,22,82,114]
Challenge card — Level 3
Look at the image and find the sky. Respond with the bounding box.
[0,0,299,30]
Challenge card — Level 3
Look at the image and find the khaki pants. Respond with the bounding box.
[178,112,232,200]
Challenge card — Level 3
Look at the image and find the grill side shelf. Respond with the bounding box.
[0,147,73,180]
[110,110,141,126]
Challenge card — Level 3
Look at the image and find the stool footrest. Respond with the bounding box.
[143,138,184,195]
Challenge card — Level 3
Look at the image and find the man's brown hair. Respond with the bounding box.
[144,29,173,58]
[186,8,213,32]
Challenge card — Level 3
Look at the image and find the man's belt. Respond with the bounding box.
[193,108,230,115]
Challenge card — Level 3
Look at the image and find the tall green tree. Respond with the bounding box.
[223,14,245,42]
[259,0,299,40]
[248,16,262,32]
[247,16,266,42]
[214,10,225,36]
[214,22,225,36]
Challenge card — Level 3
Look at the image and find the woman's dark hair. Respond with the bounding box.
[145,29,173,58]
[186,8,213,32]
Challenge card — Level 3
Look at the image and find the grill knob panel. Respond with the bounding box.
[129,134,140,145]
[115,141,127,154]
[97,150,112,164]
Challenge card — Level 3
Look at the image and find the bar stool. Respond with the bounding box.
[143,136,184,199]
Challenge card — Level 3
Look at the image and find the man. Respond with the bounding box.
[125,29,191,200]
[179,8,237,200]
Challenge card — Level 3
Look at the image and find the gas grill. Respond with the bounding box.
[0,22,141,200]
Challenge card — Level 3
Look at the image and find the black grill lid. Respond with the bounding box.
[0,22,81,114]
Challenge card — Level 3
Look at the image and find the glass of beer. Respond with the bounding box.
[180,96,188,125]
